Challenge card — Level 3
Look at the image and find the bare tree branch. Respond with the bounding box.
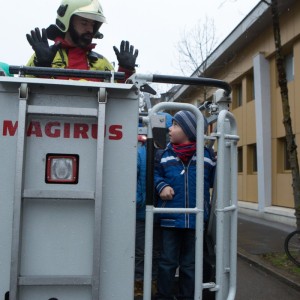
[176,16,218,77]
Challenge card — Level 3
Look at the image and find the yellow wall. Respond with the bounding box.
[196,2,300,208]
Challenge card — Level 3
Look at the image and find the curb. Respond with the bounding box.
[237,247,300,292]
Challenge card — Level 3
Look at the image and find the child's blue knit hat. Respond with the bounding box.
[173,110,208,141]
[173,110,197,141]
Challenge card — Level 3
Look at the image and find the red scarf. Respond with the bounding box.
[172,142,196,163]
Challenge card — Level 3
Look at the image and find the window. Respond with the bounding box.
[238,147,243,173]
[278,137,291,172]
[232,83,242,109]
[247,144,257,174]
[284,52,294,82]
[237,84,243,107]
[252,144,257,172]
[284,141,291,170]
[246,73,255,102]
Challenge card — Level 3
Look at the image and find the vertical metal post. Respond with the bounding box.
[215,110,239,300]
[144,205,154,300]
[143,122,155,300]
[10,84,29,300]
[227,114,238,300]
[215,112,226,300]
[194,111,204,300]
[92,88,107,300]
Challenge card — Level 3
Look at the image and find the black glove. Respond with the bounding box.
[26,28,61,67]
[113,40,138,70]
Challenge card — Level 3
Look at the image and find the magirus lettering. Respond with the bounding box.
[1,120,123,140]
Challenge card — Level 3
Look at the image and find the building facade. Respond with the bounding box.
[168,0,300,226]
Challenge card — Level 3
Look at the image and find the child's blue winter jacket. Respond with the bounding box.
[154,143,216,228]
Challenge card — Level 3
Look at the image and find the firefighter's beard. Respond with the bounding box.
[69,26,93,48]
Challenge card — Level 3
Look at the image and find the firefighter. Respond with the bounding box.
[25,0,138,80]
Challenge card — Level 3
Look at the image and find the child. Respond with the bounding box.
[154,110,215,300]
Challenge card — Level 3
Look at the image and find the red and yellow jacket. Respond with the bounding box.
[26,38,134,81]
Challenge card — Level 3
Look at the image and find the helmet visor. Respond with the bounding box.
[75,12,105,24]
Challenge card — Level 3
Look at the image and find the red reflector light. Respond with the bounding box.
[138,134,147,143]
[46,154,79,184]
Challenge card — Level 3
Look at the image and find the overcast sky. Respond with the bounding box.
[0,0,260,80]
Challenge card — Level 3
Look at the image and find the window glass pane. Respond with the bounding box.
[247,144,257,174]
[277,137,291,172]
[284,139,291,170]
[232,83,243,109]
[252,77,255,100]
[238,147,243,173]
[237,84,242,107]
[285,52,294,82]
[252,144,257,172]
[246,74,255,102]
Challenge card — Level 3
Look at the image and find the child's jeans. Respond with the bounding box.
[155,227,195,300]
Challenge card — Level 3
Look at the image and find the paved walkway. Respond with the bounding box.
[237,213,300,291]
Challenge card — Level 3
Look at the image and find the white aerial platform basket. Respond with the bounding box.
[0,75,139,300]
[0,67,238,300]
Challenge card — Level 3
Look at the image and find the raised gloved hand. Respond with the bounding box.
[26,28,61,67]
[113,40,138,70]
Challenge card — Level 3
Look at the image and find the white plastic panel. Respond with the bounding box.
[0,78,138,300]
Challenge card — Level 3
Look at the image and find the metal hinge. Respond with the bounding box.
[19,83,29,100]
[98,88,107,103]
